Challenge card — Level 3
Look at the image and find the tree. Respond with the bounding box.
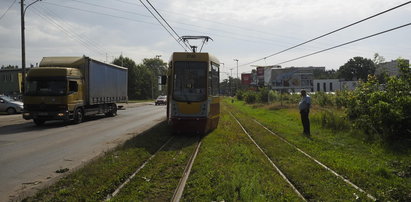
[346,58,411,140]
[313,69,337,79]
[337,56,375,81]
[112,55,168,100]
[1,65,18,69]
[372,53,385,65]
[140,58,167,98]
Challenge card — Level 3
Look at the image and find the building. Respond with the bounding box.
[0,69,23,96]
[313,79,358,92]
[269,66,324,92]
[376,59,410,77]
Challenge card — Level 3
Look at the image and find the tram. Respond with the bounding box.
[166,51,220,134]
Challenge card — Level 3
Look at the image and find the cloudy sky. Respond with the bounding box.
[0,0,410,80]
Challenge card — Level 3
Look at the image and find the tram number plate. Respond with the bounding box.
[187,54,196,58]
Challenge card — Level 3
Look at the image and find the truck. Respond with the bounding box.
[23,56,128,126]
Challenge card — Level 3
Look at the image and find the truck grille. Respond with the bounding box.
[25,104,67,112]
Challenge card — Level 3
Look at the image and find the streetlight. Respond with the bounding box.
[21,0,42,93]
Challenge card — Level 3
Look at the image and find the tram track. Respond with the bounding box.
[107,134,202,201]
[253,119,376,201]
[229,112,307,201]
[229,110,376,201]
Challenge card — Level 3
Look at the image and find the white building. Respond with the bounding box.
[313,79,358,92]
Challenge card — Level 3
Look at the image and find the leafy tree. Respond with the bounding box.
[313,69,338,79]
[337,56,375,81]
[140,58,167,98]
[1,65,18,69]
[346,58,411,140]
[372,53,385,65]
[112,55,168,100]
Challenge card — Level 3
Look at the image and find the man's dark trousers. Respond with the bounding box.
[300,109,310,135]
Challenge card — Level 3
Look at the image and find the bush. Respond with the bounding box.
[257,88,269,103]
[312,91,334,107]
[244,91,257,104]
[346,59,411,140]
[236,90,244,101]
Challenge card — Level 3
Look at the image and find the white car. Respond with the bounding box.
[0,95,24,114]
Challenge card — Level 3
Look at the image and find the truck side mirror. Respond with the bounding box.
[160,75,167,85]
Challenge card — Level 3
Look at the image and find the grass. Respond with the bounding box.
[227,98,411,201]
[181,104,302,201]
[112,135,198,201]
[23,97,411,201]
[24,122,171,201]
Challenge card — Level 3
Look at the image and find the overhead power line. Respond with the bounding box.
[139,0,188,51]
[276,22,411,65]
[0,0,17,21]
[241,0,411,67]
[145,0,191,50]
[32,7,106,57]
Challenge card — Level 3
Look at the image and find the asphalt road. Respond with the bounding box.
[0,103,166,201]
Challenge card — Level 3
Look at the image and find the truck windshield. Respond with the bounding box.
[173,61,207,102]
[25,80,67,96]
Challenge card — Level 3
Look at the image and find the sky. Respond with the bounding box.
[0,0,410,80]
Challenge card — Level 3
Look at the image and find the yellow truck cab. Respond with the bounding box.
[23,56,127,126]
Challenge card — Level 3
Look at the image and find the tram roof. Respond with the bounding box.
[170,52,220,64]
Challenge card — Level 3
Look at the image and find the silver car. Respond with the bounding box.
[0,95,24,114]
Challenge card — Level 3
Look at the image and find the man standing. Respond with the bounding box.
[299,90,311,135]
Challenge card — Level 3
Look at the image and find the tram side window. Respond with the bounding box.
[210,62,219,96]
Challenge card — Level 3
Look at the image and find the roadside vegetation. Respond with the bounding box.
[231,60,411,200]
[23,122,172,201]
[25,61,410,200]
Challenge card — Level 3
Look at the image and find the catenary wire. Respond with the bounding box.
[138,0,188,51]
[240,1,411,67]
[32,7,106,57]
[0,0,17,21]
[38,4,106,55]
[275,22,411,65]
[42,0,370,53]
[145,0,191,50]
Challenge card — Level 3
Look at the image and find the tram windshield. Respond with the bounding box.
[173,61,207,102]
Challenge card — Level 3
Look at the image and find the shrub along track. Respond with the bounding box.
[228,105,376,201]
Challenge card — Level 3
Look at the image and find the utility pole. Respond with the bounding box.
[20,0,25,93]
[21,0,41,93]
[233,59,238,79]
[229,68,233,96]
[233,59,239,94]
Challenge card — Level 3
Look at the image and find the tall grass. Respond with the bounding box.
[311,110,351,132]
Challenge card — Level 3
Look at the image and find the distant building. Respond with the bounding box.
[269,66,324,92]
[241,73,252,86]
[313,79,358,92]
[376,59,410,77]
[0,69,24,96]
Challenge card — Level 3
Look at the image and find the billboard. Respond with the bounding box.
[241,73,252,85]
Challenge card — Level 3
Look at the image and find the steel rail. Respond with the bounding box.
[230,112,307,201]
[254,119,377,201]
[171,138,202,202]
[105,136,174,200]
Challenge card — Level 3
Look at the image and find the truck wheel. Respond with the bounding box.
[105,104,117,117]
[73,108,83,124]
[33,118,45,126]
[6,108,16,115]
